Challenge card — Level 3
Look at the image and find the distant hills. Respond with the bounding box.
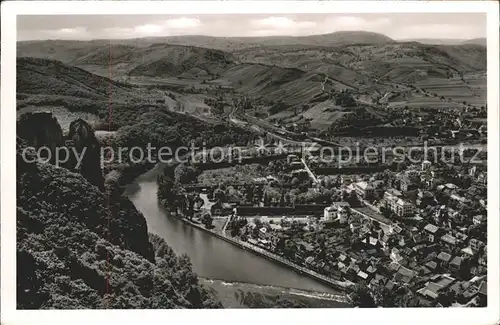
[170,31,396,49]
[16,31,487,118]
[18,31,396,53]
[460,38,487,46]
[400,37,486,46]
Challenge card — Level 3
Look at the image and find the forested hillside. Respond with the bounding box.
[17,139,222,309]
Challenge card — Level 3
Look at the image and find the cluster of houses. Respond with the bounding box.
[224,189,486,307]
[275,160,487,306]
[193,136,487,307]
[326,201,487,306]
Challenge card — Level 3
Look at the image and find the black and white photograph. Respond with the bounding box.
[1,1,499,325]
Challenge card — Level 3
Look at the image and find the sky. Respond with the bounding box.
[17,13,487,41]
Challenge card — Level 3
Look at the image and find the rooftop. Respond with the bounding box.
[441,234,457,245]
[333,201,351,208]
[461,247,475,256]
[355,181,373,190]
[388,261,401,272]
[385,188,402,197]
[397,266,416,278]
[473,215,485,221]
[424,223,439,234]
[437,251,452,262]
[418,282,443,299]
[433,275,456,288]
[396,198,413,207]
[357,271,369,279]
[450,256,463,267]
[425,261,438,270]
[478,281,487,296]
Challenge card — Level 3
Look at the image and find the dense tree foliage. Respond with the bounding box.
[17,141,222,309]
[349,284,376,308]
[111,106,254,151]
[333,89,357,108]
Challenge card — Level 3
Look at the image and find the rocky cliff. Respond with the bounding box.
[17,113,105,190]
[66,118,106,190]
[17,112,65,164]
[16,113,221,308]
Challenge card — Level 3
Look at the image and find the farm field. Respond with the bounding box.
[388,96,467,109]
[415,76,486,107]
[463,75,487,106]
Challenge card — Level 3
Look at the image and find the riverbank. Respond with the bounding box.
[200,278,351,308]
[128,166,347,295]
[180,217,354,296]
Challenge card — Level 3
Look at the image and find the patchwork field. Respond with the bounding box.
[388,94,467,109]
[411,75,487,108]
[386,74,487,110]
[301,100,352,130]
[463,74,487,107]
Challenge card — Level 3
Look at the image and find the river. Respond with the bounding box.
[124,163,339,295]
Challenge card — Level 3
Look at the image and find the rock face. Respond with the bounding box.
[17,112,65,164]
[17,113,105,190]
[67,118,105,190]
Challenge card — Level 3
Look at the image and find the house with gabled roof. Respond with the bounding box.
[449,256,463,274]
[424,223,441,242]
[417,274,456,301]
[473,214,485,225]
[425,260,438,272]
[470,238,485,252]
[437,251,452,267]
[478,280,487,306]
[440,234,458,250]
[461,246,475,257]
[395,265,416,284]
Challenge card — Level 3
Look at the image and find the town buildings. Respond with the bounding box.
[323,202,351,223]
[384,189,415,217]
[355,181,374,199]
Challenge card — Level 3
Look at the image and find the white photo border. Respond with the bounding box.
[1,1,499,325]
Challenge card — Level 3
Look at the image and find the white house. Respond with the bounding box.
[322,202,350,223]
[384,189,415,217]
[394,199,415,217]
[422,160,432,171]
[323,206,336,221]
[354,181,374,199]
[473,215,485,225]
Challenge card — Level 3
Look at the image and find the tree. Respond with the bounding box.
[213,188,226,202]
[468,223,486,242]
[393,288,420,307]
[283,240,298,260]
[201,213,213,229]
[437,289,456,307]
[279,190,286,207]
[334,90,356,108]
[253,218,263,229]
[350,284,375,307]
[380,205,392,218]
[174,164,198,184]
[372,285,393,307]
